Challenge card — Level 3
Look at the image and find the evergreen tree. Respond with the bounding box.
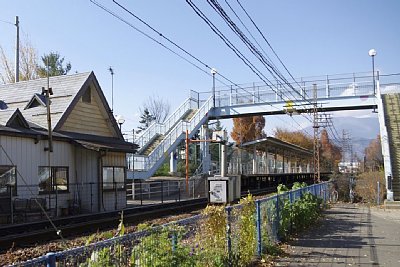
[37,52,71,77]
[137,108,155,134]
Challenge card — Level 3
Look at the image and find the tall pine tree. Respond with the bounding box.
[137,108,155,134]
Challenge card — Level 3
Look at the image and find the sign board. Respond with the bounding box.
[209,180,227,203]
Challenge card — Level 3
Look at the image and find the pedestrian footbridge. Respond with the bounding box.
[128,72,400,201]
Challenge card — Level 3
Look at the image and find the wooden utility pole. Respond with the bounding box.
[15,16,19,82]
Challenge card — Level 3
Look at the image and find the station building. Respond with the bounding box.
[0,72,136,223]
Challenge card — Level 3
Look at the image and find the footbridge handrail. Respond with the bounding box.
[135,96,198,149]
[136,96,213,173]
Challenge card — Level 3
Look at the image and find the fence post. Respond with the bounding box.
[161,181,164,204]
[275,195,280,242]
[114,182,117,210]
[377,181,380,206]
[178,181,181,202]
[226,207,232,265]
[90,182,93,213]
[140,180,143,205]
[46,252,56,267]
[171,231,177,252]
[256,200,262,258]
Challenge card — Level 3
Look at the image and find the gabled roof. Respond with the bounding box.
[24,93,47,109]
[0,72,123,139]
[0,72,91,129]
[6,109,30,128]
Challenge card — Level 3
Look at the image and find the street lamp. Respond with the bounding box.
[116,115,125,131]
[211,68,217,107]
[368,49,377,95]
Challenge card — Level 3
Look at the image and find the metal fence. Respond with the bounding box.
[126,177,208,205]
[0,182,126,224]
[10,182,330,267]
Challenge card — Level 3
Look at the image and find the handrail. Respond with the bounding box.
[135,97,196,149]
[141,96,213,171]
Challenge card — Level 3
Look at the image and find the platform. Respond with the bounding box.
[275,203,400,266]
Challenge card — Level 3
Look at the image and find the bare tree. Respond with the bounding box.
[0,37,39,83]
[141,95,171,124]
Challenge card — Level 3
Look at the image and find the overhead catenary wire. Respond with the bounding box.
[200,0,314,122]
[93,0,311,127]
[92,0,313,136]
[186,0,314,123]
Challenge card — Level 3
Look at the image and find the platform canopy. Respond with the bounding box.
[240,137,313,157]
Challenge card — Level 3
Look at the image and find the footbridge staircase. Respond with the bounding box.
[129,72,400,201]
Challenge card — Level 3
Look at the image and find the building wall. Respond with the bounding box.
[74,147,100,212]
[0,135,75,212]
[59,83,116,137]
[102,151,127,211]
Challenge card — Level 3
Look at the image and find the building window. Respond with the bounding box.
[82,86,91,103]
[38,166,69,193]
[0,166,16,196]
[102,167,125,190]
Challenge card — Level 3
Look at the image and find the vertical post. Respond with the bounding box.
[178,181,181,202]
[275,195,280,242]
[313,84,320,183]
[15,16,19,83]
[325,75,330,98]
[140,179,143,206]
[372,56,376,95]
[114,181,117,210]
[186,130,189,193]
[256,200,262,258]
[90,182,93,212]
[171,231,177,252]
[377,181,380,205]
[221,144,227,177]
[46,252,56,267]
[9,185,14,224]
[226,207,232,265]
[230,85,232,105]
[211,68,217,107]
[161,181,164,204]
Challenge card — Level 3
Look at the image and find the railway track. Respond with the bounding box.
[0,198,208,250]
[0,186,281,251]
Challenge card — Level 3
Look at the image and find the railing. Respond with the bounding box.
[0,182,125,225]
[197,72,400,108]
[133,96,213,173]
[13,182,331,267]
[135,97,198,150]
[125,177,207,204]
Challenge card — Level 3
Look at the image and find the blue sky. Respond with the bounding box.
[1,0,399,138]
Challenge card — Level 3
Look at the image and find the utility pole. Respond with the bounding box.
[15,16,19,82]
[312,84,320,183]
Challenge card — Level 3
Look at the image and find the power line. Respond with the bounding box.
[95,0,310,126]
[92,0,312,136]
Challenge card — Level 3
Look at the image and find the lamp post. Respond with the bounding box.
[116,115,125,131]
[368,49,377,95]
[211,68,217,107]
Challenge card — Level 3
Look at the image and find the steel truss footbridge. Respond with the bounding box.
[129,72,400,201]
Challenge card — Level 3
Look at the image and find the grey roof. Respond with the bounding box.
[241,137,313,156]
[0,72,91,130]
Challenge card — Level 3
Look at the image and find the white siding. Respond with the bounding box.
[0,135,75,211]
[75,147,100,212]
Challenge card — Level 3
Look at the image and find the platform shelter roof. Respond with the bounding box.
[240,137,313,157]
